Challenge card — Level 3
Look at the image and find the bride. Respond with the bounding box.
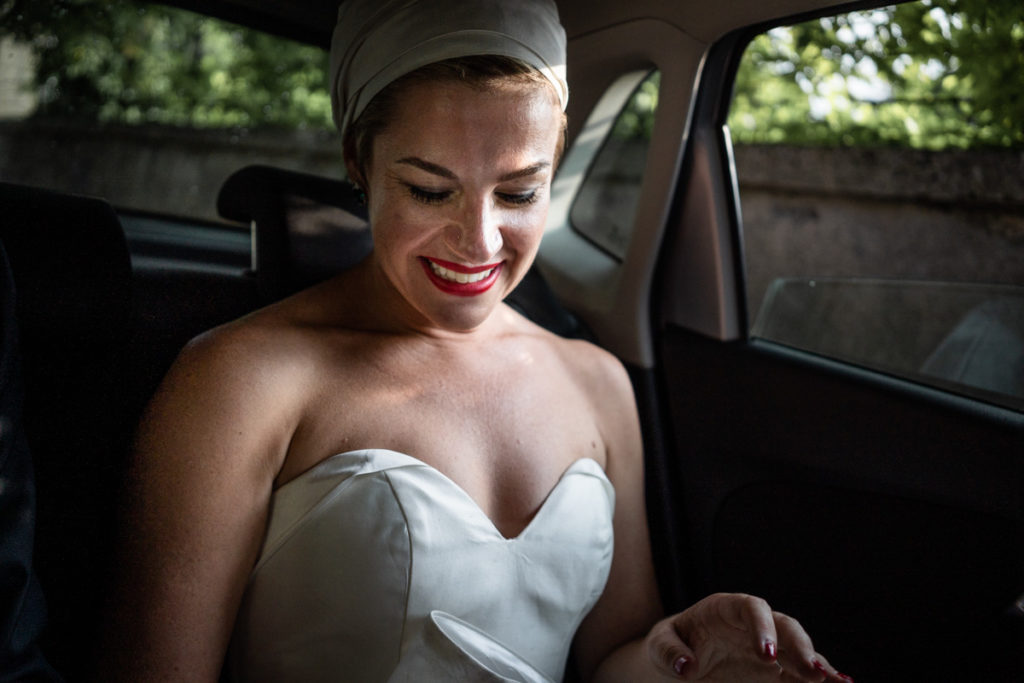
[101,1,850,681]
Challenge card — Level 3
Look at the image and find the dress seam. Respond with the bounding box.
[554,479,616,678]
[384,469,415,670]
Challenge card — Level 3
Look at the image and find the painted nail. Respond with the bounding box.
[813,660,828,673]
[837,674,854,682]
[763,640,777,660]
[673,656,689,675]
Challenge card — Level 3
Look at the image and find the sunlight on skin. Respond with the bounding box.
[357,79,563,336]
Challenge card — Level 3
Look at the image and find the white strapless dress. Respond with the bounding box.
[226,449,615,682]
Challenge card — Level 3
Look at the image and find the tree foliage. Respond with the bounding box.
[612,71,661,140]
[2,0,1021,147]
[728,0,1024,148]
[0,0,333,129]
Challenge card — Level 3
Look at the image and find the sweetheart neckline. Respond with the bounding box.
[282,448,610,542]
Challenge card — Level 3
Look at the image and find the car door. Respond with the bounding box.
[545,2,1021,680]
[648,6,1024,681]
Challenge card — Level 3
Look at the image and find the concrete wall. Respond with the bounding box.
[735,145,1024,313]
[0,119,346,224]
[1,121,1021,313]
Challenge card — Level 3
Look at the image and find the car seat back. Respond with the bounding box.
[0,181,135,678]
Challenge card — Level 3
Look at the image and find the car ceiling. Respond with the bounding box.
[161,0,853,48]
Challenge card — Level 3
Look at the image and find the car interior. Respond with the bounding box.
[1,0,1021,680]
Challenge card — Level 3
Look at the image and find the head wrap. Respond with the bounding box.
[330,0,568,138]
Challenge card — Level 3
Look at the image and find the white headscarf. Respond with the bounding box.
[329,0,568,138]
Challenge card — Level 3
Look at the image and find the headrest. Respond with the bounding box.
[0,182,133,344]
[217,165,372,294]
[217,165,368,226]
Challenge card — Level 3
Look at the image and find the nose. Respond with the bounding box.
[446,197,503,263]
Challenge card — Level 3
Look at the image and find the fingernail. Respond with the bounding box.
[813,660,827,673]
[673,656,689,675]
[837,674,855,682]
[763,640,777,660]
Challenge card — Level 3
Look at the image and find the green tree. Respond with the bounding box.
[4,0,1021,147]
[612,71,660,140]
[0,0,333,129]
[728,0,1024,148]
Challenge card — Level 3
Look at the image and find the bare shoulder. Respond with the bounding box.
[552,335,632,400]
[506,310,641,469]
[137,300,324,476]
[163,308,309,407]
[544,333,638,433]
[176,305,313,386]
[502,305,629,392]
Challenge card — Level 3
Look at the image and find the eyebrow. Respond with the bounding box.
[396,157,550,182]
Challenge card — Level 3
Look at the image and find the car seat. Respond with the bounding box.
[0,181,135,679]
[0,240,62,680]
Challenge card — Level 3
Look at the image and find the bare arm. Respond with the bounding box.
[570,349,663,680]
[572,351,851,683]
[99,326,302,681]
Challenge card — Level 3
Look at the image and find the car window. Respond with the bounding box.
[570,71,659,260]
[0,0,340,225]
[728,0,1024,410]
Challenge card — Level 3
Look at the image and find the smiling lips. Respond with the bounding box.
[421,257,503,296]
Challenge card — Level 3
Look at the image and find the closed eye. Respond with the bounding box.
[496,190,539,206]
[407,185,452,205]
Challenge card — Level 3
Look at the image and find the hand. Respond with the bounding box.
[645,593,853,682]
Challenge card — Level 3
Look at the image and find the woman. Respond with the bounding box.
[102,1,851,681]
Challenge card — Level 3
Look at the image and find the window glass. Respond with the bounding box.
[571,71,660,259]
[729,0,1024,410]
[0,0,342,223]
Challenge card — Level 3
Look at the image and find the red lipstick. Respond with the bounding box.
[421,257,503,297]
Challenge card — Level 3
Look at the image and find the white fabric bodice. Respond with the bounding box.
[226,448,615,682]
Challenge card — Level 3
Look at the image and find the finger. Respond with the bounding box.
[646,615,699,679]
[773,613,853,682]
[776,657,853,683]
[777,658,845,683]
[810,654,855,682]
[773,611,831,680]
[779,666,810,683]
[723,593,780,662]
[778,666,851,683]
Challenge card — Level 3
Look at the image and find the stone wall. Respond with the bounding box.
[1,121,1021,314]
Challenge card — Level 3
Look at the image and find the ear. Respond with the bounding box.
[342,138,367,190]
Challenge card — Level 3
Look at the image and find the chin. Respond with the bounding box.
[425,302,499,333]
[413,273,519,333]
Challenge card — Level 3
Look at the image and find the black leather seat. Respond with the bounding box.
[0,182,135,679]
[0,240,62,681]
